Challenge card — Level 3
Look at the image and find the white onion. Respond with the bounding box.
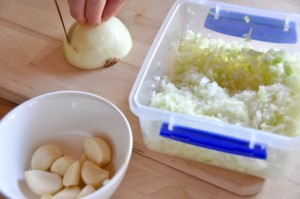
[63,17,132,69]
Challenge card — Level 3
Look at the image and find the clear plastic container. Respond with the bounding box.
[129,0,300,179]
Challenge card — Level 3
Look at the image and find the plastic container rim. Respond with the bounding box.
[129,0,300,150]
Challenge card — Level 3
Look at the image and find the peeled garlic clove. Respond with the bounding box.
[50,156,75,177]
[75,185,96,199]
[63,17,132,69]
[84,137,111,167]
[31,144,62,170]
[53,186,81,199]
[81,161,109,188]
[41,194,53,199]
[63,160,81,186]
[24,170,63,196]
[80,153,88,165]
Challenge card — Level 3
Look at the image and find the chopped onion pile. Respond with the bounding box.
[150,31,300,136]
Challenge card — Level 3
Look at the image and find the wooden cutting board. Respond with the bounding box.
[0,0,298,195]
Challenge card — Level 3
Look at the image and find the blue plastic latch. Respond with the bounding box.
[204,8,297,43]
[160,123,267,160]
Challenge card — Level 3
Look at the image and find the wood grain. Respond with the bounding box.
[0,96,300,199]
[0,0,300,198]
[0,98,16,118]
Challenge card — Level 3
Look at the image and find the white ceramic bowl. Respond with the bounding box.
[0,91,133,199]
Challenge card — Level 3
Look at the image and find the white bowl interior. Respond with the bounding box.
[0,91,132,199]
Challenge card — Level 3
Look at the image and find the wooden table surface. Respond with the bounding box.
[1,98,300,199]
[0,0,300,198]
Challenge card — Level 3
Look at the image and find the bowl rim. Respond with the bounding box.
[0,90,133,199]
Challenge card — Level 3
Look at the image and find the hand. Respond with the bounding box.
[68,0,127,25]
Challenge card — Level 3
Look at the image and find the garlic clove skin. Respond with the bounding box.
[31,144,62,171]
[63,17,132,70]
[53,186,81,199]
[41,194,54,199]
[79,153,88,165]
[62,160,81,186]
[83,137,111,167]
[50,156,76,177]
[24,170,63,196]
[81,161,109,188]
[75,184,96,199]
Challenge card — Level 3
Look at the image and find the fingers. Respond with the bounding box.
[102,0,126,22]
[68,0,126,25]
[85,0,106,25]
[68,0,87,24]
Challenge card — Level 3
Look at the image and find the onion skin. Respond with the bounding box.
[63,17,132,70]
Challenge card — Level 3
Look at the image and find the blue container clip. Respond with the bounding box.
[160,122,267,160]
